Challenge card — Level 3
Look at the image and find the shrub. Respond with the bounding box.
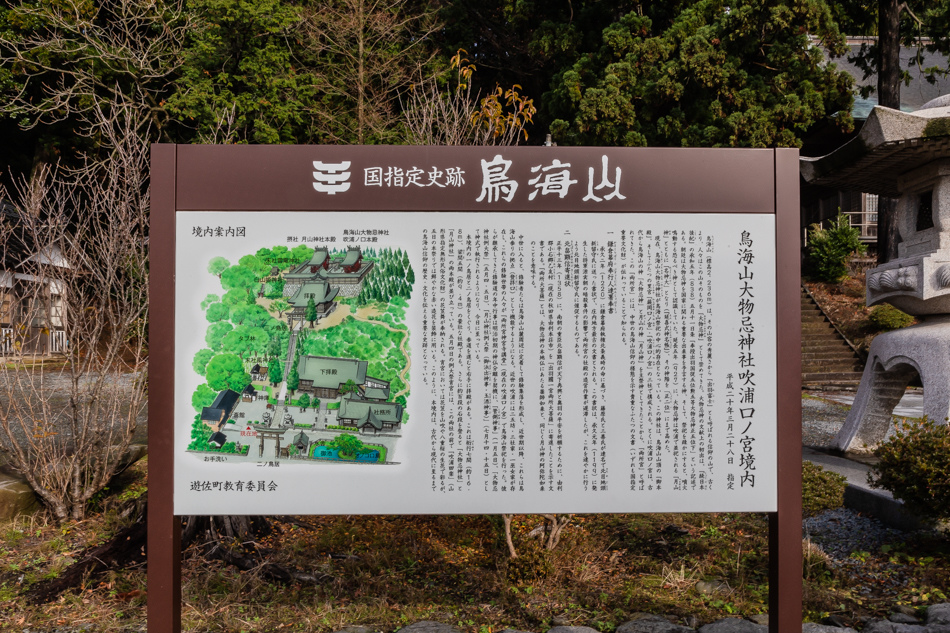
[802,461,847,518]
[505,540,552,584]
[805,214,866,282]
[869,304,915,331]
[869,417,950,521]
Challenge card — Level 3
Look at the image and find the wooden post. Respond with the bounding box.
[770,148,803,633]
[148,144,181,633]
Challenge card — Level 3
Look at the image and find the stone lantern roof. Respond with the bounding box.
[801,95,950,198]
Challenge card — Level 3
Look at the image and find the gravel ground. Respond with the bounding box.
[802,394,852,448]
[800,392,938,604]
[805,508,908,560]
[805,508,919,602]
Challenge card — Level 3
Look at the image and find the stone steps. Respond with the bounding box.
[801,330,843,341]
[801,287,865,388]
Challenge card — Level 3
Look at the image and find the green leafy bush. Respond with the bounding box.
[870,417,950,521]
[869,304,915,331]
[802,461,847,518]
[805,214,866,282]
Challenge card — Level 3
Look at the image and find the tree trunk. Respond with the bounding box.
[877,197,901,264]
[876,0,901,263]
[502,514,518,558]
[877,0,901,110]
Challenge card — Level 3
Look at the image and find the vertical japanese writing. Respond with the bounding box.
[535,240,564,492]
[736,231,757,488]
[622,229,714,493]
[416,215,770,500]
[424,228,524,493]
[578,241,610,491]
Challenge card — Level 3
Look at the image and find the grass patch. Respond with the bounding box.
[4,458,950,631]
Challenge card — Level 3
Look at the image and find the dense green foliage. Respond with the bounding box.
[206,302,230,323]
[869,304,915,331]
[304,297,318,327]
[805,215,867,282]
[191,383,218,412]
[436,0,862,148]
[268,361,283,385]
[358,248,414,303]
[205,353,251,392]
[299,314,408,395]
[208,258,230,278]
[870,416,950,522]
[10,0,950,182]
[286,352,300,392]
[165,0,316,144]
[328,433,364,457]
[801,461,847,518]
[546,1,854,147]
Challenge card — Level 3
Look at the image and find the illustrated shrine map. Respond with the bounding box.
[175,208,777,516]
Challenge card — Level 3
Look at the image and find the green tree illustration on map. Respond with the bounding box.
[205,354,251,392]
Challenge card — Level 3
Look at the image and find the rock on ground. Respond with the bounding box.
[803,624,857,633]
[0,471,38,521]
[929,605,950,626]
[397,622,463,633]
[617,615,695,633]
[698,619,767,633]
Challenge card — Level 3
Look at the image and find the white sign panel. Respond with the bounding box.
[174,211,776,515]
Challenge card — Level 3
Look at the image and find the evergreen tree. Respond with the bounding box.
[305,296,318,327]
[268,361,283,386]
[164,0,318,143]
[286,360,299,393]
[546,1,854,147]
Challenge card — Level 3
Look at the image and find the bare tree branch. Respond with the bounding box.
[0,93,150,524]
[301,0,440,144]
[0,0,190,147]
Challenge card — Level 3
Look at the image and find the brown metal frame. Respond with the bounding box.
[149,144,181,633]
[148,145,801,633]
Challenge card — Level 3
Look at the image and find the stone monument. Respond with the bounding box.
[801,95,950,451]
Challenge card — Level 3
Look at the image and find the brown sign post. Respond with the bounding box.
[149,145,801,632]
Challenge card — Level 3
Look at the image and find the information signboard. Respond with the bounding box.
[149,145,801,633]
[175,211,776,515]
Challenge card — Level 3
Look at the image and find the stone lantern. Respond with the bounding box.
[801,96,950,451]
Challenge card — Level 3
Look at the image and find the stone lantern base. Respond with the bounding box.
[834,315,950,452]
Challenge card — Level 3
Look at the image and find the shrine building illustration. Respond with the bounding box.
[188,242,413,467]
